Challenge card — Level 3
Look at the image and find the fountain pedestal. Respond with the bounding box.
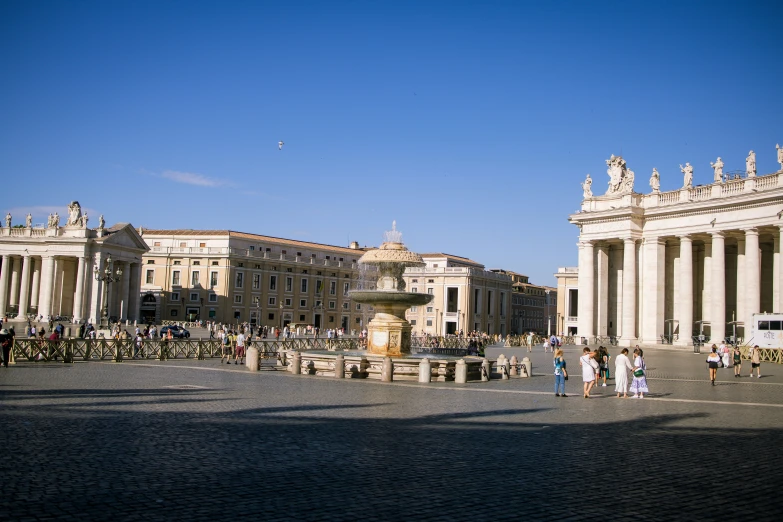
[367,306,413,356]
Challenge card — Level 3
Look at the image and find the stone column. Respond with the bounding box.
[710,233,726,343]
[0,254,11,316]
[736,238,745,327]
[596,244,609,337]
[8,257,20,308]
[89,255,103,324]
[130,262,142,322]
[37,256,56,320]
[15,255,32,319]
[744,228,760,333]
[620,237,637,345]
[72,256,87,323]
[676,236,693,346]
[775,227,782,313]
[30,258,41,310]
[577,241,595,343]
[641,237,665,344]
[119,262,131,321]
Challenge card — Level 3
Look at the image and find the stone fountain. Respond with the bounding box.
[283,222,487,382]
[349,221,433,356]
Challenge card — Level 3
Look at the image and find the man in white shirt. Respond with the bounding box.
[234,330,246,365]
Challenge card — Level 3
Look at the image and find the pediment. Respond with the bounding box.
[100,224,150,251]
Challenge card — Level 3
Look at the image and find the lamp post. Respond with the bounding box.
[545,289,551,337]
[94,254,123,327]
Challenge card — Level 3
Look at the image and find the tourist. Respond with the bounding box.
[220,330,232,364]
[553,348,567,397]
[706,346,721,386]
[134,333,144,359]
[614,348,633,398]
[580,347,598,398]
[721,341,731,368]
[0,328,12,368]
[749,344,761,378]
[630,348,648,398]
[593,348,602,383]
[599,346,611,387]
[526,331,533,353]
[543,336,550,353]
[234,329,246,365]
[733,345,742,377]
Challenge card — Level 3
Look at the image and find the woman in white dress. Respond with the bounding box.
[579,347,598,398]
[614,348,634,398]
[629,347,649,398]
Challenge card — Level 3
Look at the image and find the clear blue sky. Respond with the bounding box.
[1,1,781,285]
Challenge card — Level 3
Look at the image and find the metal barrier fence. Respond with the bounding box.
[10,337,362,363]
[411,336,480,349]
[739,345,783,365]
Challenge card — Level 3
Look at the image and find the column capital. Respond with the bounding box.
[643,236,664,245]
[710,231,725,239]
[742,227,759,236]
[579,240,594,248]
[621,236,637,245]
[678,234,693,242]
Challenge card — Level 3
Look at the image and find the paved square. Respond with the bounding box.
[2,345,782,520]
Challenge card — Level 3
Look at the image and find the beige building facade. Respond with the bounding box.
[140,230,370,330]
[403,254,512,336]
[571,151,783,346]
[0,202,148,324]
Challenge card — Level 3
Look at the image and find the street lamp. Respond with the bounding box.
[545,289,551,337]
[94,254,122,327]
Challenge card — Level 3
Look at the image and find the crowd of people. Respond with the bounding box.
[553,345,648,399]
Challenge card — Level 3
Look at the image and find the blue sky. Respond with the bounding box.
[1,0,781,285]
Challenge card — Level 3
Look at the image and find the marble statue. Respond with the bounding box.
[66,201,82,226]
[710,157,724,183]
[25,213,32,228]
[81,213,88,228]
[777,144,783,171]
[581,174,593,198]
[4,212,10,228]
[649,168,660,192]
[680,163,693,188]
[604,154,634,195]
[53,212,60,228]
[47,214,53,228]
[746,150,756,177]
[98,214,105,229]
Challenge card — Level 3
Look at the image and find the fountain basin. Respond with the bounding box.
[349,290,433,307]
[287,350,486,382]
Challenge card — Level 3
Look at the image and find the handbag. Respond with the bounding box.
[633,368,644,378]
[563,369,568,381]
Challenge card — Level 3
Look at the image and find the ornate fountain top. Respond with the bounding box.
[358,221,426,266]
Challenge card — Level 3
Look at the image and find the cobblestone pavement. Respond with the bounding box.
[2,346,782,521]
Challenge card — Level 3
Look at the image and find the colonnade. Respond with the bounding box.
[0,254,142,324]
[577,226,782,345]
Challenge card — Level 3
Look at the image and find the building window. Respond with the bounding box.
[171,292,180,301]
[412,287,418,293]
[199,243,206,248]
[212,261,219,266]
[252,296,260,305]
[172,271,180,286]
[153,242,161,247]
[210,271,218,288]
[234,295,242,304]
[427,288,434,295]
[301,279,308,293]
[300,299,307,308]
[190,292,198,301]
[329,301,336,309]
[286,276,293,292]
[426,319,432,326]
[270,275,277,290]
[285,298,292,306]
[412,279,418,283]
[342,302,349,310]
[300,314,306,321]
[410,306,417,312]
[316,280,323,294]
[235,272,243,288]
[171,309,178,317]
[329,281,336,295]
[410,320,417,326]
[145,270,154,284]
[253,274,261,289]
[147,260,155,264]
[193,261,200,266]
[249,246,255,251]
[343,282,349,295]
[268,313,275,320]
[268,297,276,305]
[428,279,434,283]
[356,303,361,310]
[191,271,200,287]
[174,260,181,265]
[427,306,433,313]
[208,293,217,303]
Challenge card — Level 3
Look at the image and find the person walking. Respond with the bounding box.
[580,347,598,398]
[629,347,649,398]
[599,346,611,387]
[553,348,568,397]
[0,328,12,368]
[542,336,550,353]
[220,330,232,364]
[733,345,742,377]
[614,348,633,398]
[721,342,731,368]
[706,345,721,386]
[234,329,246,365]
[526,331,533,353]
[749,345,761,378]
